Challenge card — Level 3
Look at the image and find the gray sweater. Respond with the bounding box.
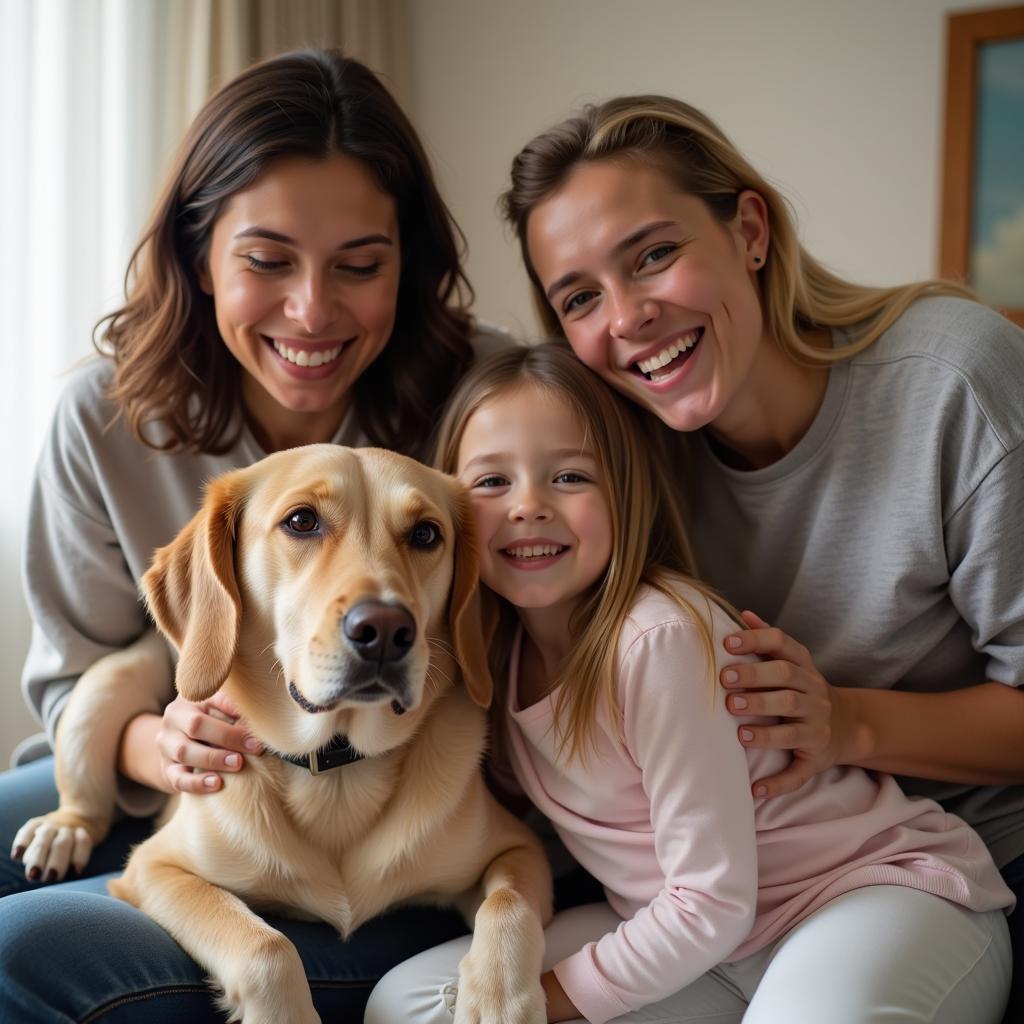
[690,297,1024,866]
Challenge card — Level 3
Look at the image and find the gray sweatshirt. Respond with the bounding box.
[690,297,1024,866]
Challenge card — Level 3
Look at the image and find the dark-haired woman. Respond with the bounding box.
[0,49,503,1023]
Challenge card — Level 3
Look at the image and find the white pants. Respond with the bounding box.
[365,886,1010,1023]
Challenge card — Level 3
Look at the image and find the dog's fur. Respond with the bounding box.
[15,445,552,1023]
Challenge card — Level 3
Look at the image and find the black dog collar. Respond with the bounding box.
[272,735,365,775]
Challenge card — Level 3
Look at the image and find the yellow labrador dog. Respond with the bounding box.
[14,445,552,1024]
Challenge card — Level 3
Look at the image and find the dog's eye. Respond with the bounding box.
[408,520,441,550]
[283,507,319,534]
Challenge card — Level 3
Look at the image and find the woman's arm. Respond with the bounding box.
[722,438,1024,798]
[721,613,1024,797]
[23,467,173,816]
[850,681,1024,781]
[117,713,169,792]
[25,366,258,806]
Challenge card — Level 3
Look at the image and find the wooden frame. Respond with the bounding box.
[940,5,1024,326]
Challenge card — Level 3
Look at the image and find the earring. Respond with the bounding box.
[753,255,763,265]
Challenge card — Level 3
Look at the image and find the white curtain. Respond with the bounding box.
[0,0,403,766]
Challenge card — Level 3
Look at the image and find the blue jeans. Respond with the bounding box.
[5,757,1018,1021]
[1003,850,1024,1024]
[0,757,470,1022]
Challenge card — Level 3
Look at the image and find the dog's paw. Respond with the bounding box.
[10,811,103,883]
[214,933,322,1024]
[217,990,322,1023]
[452,952,546,1024]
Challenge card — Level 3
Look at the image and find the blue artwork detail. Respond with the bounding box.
[970,38,1024,305]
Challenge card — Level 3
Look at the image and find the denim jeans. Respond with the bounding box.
[1002,849,1024,1024]
[7,756,1017,1022]
[0,757,470,1023]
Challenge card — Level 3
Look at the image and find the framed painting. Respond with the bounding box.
[940,5,1024,326]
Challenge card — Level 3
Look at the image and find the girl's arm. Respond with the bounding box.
[547,614,766,1024]
[540,971,579,1023]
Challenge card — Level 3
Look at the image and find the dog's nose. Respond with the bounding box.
[343,601,416,663]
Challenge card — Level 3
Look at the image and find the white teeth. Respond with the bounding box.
[636,329,701,376]
[504,544,565,560]
[272,340,343,367]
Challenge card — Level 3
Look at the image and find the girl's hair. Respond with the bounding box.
[97,48,473,455]
[501,95,971,363]
[434,342,736,763]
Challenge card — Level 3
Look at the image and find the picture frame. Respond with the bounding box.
[939,5,1024,326]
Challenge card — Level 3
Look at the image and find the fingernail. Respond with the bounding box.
[732,696,748,710]
[726,636,742,650]
[28,867,41,881]
[723,669,739,685]
[740,728,754,742]
[754,785,768,797]
[12,846,24,860]
[45,869,57,884]
[225,754,241,769]
[244,738,262,753]
[203,774,219,788]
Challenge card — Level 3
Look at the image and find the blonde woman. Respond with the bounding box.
[500,96,1024,1019]
[366,343,1011,1023]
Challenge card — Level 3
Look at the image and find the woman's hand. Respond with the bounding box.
[156,692,263,794]
[720,611,862,798]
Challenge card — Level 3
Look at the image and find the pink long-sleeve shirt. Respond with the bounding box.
[504,583,1014,1024]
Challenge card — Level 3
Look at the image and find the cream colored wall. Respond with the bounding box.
[403,0,996,339]
[0,0,993,772]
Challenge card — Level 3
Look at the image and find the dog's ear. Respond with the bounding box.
[448,489,493,709]
[142,471,244,702]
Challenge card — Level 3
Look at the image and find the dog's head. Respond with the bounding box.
[142,445,491,758]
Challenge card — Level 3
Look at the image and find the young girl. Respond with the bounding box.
[365,342,1013,1024]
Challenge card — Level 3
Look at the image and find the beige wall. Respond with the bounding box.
[403,0,996,340]
[1,0,994,769]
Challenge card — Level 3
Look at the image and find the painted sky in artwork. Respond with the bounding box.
[970,38,1024,306]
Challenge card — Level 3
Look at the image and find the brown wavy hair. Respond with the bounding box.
[501,95,972,365]
[97,49,474,455]
[434,342,738,763]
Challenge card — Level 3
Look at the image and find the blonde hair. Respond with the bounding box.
[501,95,972,364]
[434,342,736,763]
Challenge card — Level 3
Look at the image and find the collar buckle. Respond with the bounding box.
[308,736,364,774]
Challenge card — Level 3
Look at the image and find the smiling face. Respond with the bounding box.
[525,159,769,435]
[200,153,401,451]
[456,384,613,624]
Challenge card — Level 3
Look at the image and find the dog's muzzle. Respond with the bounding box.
[287,600,418,715]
